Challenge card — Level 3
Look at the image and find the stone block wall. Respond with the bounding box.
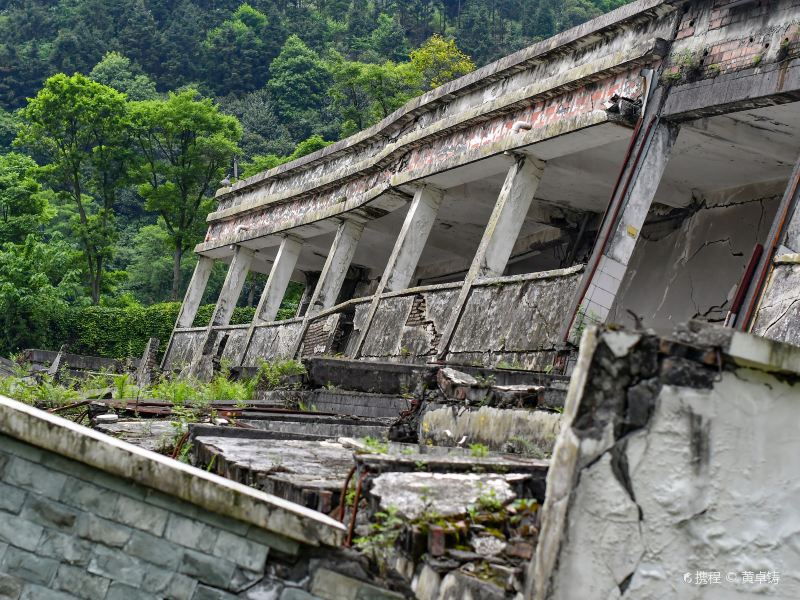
[0,397,359,600]
[0,434,295,599]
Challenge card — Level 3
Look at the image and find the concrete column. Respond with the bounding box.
[176,256,215,328]
[240,235,303,364]
[253,236,303,325]
[289,219,364,357]
[160,255,214,369]
[739,154,800,330]
[562,120,680,344]
[352,185,443,358]
[436,155,545,360]
[206,246,255,328]
[189,246,254,374]
[308,219,364,314]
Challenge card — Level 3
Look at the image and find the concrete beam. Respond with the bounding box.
[563,120,680,343]
[239,235,303,365]
[385,186,444,292]
[176,256,215,328]
[437,156,545,359]
[207,246,255,328]
[351,185,444,358]
[662,59,800,122]
[254,235,303,325]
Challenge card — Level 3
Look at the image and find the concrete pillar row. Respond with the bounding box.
[290,218,365,357]
[160,255,215,369]
[436,155,546,360]
[563,120,681,344]
[351,185,444,358]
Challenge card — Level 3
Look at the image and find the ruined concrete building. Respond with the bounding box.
[2,0,800,598]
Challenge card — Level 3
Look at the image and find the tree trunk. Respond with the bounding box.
[171,245,183,301]
[91,256,102,305]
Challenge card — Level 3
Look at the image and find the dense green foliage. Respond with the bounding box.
[0,0,629,357]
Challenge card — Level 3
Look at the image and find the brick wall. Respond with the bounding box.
[0,434,300,600]
[669,0,800,81]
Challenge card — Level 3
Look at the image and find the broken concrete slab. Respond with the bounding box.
[420,405,561,457]
[436,367,544,408]
[369,472,521,521]
[194,437,356,512]
[92,419,178,454]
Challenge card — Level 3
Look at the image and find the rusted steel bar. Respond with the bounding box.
[48,400,92,414]
[338,465,358,522]
[345,469,370,547]
[170,431,191,460]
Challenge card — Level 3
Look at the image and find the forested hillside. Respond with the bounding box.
[0,0,629,357]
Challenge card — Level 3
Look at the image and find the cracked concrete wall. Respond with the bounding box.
[609,191,780,333]
[751,257,800,346]
[530,325,800,600]
[351,288,458,361]
[241,320,304,367]
[447,266,583,369]
[339,268,581,367]
[163,330,206,371]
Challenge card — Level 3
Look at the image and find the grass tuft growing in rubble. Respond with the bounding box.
[0,358,307,413]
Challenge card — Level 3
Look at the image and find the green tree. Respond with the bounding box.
[369,13,410,62]
[17,74,131,304]
[329,57,421,136]
[121,222,194,304]
[410,34,476,89]
[268,34,334,140]
[203,3,284,96]
[0,153,50,244]
[219,88,294,159]
[0,234,83,354]
[89,52,159,101]
[0,109,20,154]
[130,89,241,300]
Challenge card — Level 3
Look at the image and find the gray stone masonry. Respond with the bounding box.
[0,434,282,599]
